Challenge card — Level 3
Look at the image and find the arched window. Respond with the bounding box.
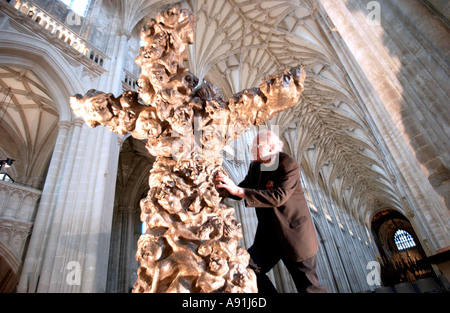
[59,0,90,17]
[394,229,416,251]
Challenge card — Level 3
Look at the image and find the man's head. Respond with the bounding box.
[250,129,283,163]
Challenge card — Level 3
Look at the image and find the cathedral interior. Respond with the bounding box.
[0,0,449,293]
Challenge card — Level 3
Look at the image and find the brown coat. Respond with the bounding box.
[237,152,318,262]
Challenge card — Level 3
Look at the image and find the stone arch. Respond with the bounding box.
[0,31,84,121]
[371,209,435,286]
[106,136,154,293]
[0,31,84,188]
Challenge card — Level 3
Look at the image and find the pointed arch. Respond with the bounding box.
[0,31,84,120]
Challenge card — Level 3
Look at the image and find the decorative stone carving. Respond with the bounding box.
[70,7,305,293]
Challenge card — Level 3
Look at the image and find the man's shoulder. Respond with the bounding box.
[279,152,299,167]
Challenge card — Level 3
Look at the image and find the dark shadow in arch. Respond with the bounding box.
[106,136,154,293]
[371,209,435,286]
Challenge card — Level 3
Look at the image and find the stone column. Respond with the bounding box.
[80,127,120,293]
[37,118,85,292]
[222,134,259,251]
[17,118,120,293]
[111,28,130,95]
[17,120,71,293]
[314,186,352,292]
[316,0,449,252]
[106,205,140,293]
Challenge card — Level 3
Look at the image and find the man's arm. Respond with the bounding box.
[216,163,254,200]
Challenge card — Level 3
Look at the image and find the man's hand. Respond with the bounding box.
[215,172,245,199]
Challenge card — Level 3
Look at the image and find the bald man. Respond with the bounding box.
[216,130,326,293]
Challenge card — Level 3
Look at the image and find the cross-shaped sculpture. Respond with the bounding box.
[70,7,305,293]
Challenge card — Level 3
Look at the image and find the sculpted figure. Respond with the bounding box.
[70,7,305,293]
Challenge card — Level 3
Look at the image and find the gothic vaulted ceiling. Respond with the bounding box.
[0,65,59,187]
[118,0,402,225]
[0,0,403,226]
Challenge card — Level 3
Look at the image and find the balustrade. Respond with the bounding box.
[123,70,138,91]
[4,0,107,68]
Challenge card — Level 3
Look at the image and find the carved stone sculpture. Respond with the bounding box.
[70,7,306,293]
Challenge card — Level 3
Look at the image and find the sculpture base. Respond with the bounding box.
[132,156,257,293]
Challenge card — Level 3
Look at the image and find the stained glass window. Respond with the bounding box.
[394,229,416,251]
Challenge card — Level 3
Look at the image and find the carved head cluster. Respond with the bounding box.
[71,7,305,162]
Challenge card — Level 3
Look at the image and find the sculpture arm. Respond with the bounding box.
[70,89,164,139]
[226,66,306,141]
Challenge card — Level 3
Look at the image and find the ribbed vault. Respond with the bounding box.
[0,65,58,187]
[118,0,403,225]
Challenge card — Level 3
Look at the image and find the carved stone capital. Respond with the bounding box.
[117,28,131,39]
[58,120,72,130]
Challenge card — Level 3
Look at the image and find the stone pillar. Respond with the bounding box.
[106,205,140,293]
[37,118,85,292]
[111,29,130,95]
[379,0,450,214]
[222,134,259,251]
[313,185,352,292]
[316,0,449,252]
[17,120,71,293]
[17,119,120,293]
[80,127,120,293]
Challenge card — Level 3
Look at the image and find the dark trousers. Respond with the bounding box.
[248,244,327,293]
